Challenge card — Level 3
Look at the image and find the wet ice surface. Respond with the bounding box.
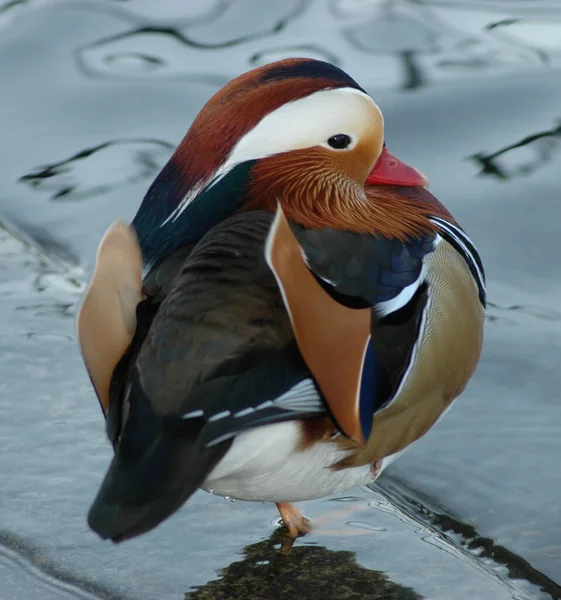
[1,0,561,598]
[0,222,541,600]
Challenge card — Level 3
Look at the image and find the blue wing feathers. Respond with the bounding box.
[290,224,435,438]
[292,225,435,306]
[359,341,376,440]
[359,337,394,441]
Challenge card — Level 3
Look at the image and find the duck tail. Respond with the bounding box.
[87,379,230,543]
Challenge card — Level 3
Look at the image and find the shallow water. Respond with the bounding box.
[1,1,560,598]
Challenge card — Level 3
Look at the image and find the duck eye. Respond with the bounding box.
[327,134,352,150]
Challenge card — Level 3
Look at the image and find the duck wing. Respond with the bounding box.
[266,203,484,461]
[87,211,326,542]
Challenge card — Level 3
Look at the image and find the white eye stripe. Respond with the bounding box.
[225,87,378,167]
[169,87,382,223]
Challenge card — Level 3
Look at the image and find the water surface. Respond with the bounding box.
[1,1,560,598]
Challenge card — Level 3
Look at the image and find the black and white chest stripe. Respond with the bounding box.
[366,221,485,416]
[377,218,485,319]
[374,262,429,317]
[430,216,486,307]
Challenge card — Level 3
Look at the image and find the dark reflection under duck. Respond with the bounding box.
[185,528,421,600]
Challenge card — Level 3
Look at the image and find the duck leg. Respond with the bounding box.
[275,502,311,551]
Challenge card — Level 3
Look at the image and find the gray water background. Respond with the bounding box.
[1,1,561,598]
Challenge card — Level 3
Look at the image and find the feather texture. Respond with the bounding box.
[88,212,327,541]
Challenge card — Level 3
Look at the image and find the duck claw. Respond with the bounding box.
[275,502,311,552]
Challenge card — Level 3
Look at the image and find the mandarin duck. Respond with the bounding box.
[77,58,486,544]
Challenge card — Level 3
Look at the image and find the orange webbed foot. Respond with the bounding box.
[275,502,311,553]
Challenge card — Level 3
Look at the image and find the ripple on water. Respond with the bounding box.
[72,0,561,92]
[76,0,309,81]
[471,120,561,180]
[337,0,561,87]
[250,44,339,66]
[185,0,309,47]
[101,0,223,24]
[0,541,107,600]
[1,0,561,597]
[19,139,173,202]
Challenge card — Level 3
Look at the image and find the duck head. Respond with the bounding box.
[133,58,429,273]
[78,58,439,417]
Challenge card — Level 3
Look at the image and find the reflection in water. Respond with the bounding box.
[76,28,228,81]
[484,16,550,66]
[14,302,75,319]
[76,0,309,80]
[471,121,561,180]
[101,0,223,24]
[58,0,561,97]
[71,0,561,88]
[0,0,31,29]
[0,531,127,600]
[338,0,561,88]
[103,50,165,73]
[378,480,561,600]
[250,44,340,66]
[3,0,561,596]
[186,529,420,600]
[0,217,81,280]
[341,2,438,90]
[0,0,27,13]
[19,139,173,201]
[486,300,561,325]
[186,0,309,47]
